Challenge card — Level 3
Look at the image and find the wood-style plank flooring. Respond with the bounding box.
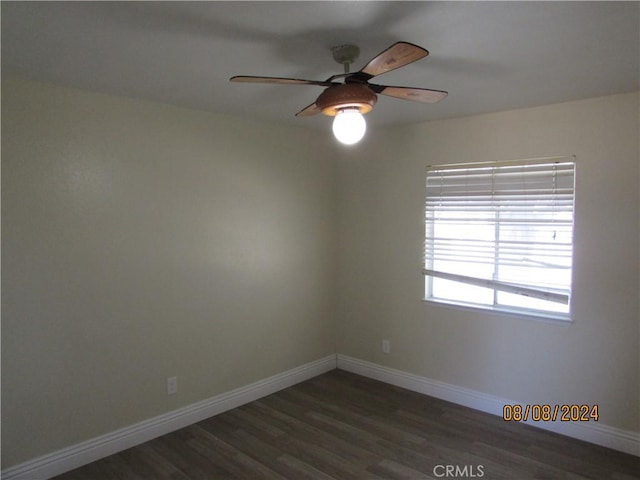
[54,369,639,480]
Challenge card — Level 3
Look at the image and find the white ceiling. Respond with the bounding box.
[2,1,639,131]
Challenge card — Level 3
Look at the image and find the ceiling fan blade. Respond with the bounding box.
[359,42,429,78]
[230,76,335,87]
[370,84,448,103]
[295,102,322,117]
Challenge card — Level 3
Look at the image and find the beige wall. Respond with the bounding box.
[336,92,640,433]
[3,77,639,470]
[1,78,337,467]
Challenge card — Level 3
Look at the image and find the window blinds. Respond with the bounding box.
[423,157,575,305]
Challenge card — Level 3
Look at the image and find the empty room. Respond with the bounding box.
[2,2,639,479]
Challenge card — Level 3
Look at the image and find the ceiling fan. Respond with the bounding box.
[230,41,447,144]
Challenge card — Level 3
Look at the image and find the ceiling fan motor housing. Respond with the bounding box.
[316,83,377,116]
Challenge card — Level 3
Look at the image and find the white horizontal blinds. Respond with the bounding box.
[424,158,575,305]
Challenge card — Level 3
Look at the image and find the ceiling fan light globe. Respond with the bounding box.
[333,109,366,145]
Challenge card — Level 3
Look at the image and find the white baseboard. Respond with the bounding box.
[337,354,640,457]
[4,353,637,480]
[1,355,337,480]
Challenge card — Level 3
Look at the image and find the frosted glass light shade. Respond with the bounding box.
[332,108,366,145]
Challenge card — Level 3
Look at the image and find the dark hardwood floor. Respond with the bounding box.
[54,369,639,480]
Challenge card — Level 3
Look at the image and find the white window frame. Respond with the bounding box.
[423,156,576,322]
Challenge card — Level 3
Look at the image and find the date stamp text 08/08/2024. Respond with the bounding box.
[503,404,599,422]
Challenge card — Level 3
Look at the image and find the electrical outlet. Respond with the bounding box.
[167,376,178,395]
[382,339,391,354]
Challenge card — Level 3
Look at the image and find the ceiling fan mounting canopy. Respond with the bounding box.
[331,44,360,72]
[230,41,448,118]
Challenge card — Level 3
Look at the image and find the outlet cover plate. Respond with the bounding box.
[167,376,178,395]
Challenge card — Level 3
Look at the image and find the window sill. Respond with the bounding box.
[422,298,573,326]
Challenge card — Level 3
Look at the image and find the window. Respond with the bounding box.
[423,157,575,320]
